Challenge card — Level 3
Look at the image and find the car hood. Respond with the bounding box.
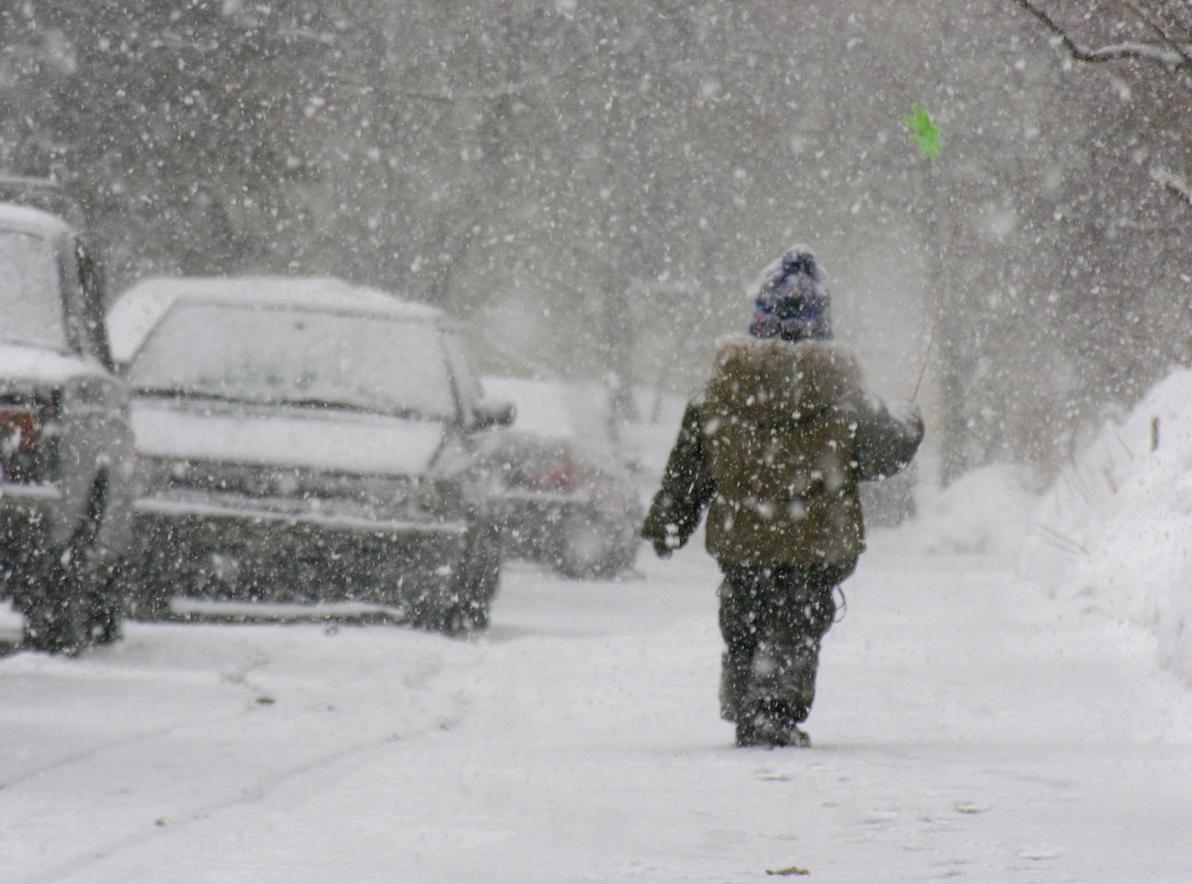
[131,398,447,476]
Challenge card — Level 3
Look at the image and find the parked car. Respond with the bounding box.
[0,183,134,654]
[477,377,641,579]
[106,276,513,632]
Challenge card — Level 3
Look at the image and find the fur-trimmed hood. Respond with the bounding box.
[705,334,863,425]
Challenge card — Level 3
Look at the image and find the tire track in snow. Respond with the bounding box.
[0,657,272,792]
[6,641,477,884]
[10,737,380,884]
[10,723,451,884]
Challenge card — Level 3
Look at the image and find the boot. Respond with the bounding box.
[735,711,811,748]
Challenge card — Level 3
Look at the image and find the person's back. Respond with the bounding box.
[642,244,924,747]
[701,334,867,570]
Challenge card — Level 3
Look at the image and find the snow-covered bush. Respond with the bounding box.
[1021,368,1192,685]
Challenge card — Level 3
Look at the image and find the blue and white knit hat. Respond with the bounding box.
[748,245,832,342]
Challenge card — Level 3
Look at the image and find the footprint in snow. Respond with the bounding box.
[1017,845,1064,861]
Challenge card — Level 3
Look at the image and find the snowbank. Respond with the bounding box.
[1020,368,1192,685]
[879,463,1038,558]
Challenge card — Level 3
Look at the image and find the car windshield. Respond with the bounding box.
[0,229,66,350]
[126,301,457,420]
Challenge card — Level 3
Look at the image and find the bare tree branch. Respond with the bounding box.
[1117,0,1192,68]
[1008,0,1191,68]
[1010,1,1192,213]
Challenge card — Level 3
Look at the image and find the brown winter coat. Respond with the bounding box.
[642,335,923,571]
[702,336,866,567]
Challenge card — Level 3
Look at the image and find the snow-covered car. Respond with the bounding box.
[0,188,135,653]
[107,277,513,632]
[477,377,641,579]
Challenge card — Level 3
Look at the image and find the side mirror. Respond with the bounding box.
[472,399,516,431]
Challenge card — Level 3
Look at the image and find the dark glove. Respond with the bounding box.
[652,538,673,559]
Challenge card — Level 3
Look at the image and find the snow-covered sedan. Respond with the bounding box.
[107,277,513,632]
[0,193,134,654]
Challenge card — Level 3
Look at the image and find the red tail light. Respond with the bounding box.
[493,439,594,495]
[527,447,592,494]
[0,400,56,483]
[535,460,580,493]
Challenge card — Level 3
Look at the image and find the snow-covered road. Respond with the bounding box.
[3,534,1191,883]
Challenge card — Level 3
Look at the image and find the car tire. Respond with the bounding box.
[554,510,637,579]
[21,540,113,656]
[20,480,124,654]
[447,520,501,633]
[410,520,501,635]
[18,553,92,655]
[87,556,126,645]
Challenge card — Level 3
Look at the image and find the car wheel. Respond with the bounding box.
[21,537,107,656]
[418,521,501,635]
[21,480,124,653]
[554,510,635,579]
[87,556,125,645]
[410,587,490,634]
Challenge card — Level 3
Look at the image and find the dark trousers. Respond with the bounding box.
[717,563,848,728]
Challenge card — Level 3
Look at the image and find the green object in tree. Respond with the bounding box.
[904,103,941,158]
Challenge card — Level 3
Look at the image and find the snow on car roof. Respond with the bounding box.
[107,275,443,366]
[0,202,73,240]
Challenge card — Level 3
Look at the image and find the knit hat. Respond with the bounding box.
[748,245,832,342]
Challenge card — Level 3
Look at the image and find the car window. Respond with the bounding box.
[0,230,67,350]
[127,302,457,420]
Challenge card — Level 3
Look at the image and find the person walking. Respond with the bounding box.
[641,245,924,747]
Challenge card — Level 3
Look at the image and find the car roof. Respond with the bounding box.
[107,275,445,366]
[0,202,74,240]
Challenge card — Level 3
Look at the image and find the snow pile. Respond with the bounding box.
[883,463,1037,557]
[1020,368,1192,684]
